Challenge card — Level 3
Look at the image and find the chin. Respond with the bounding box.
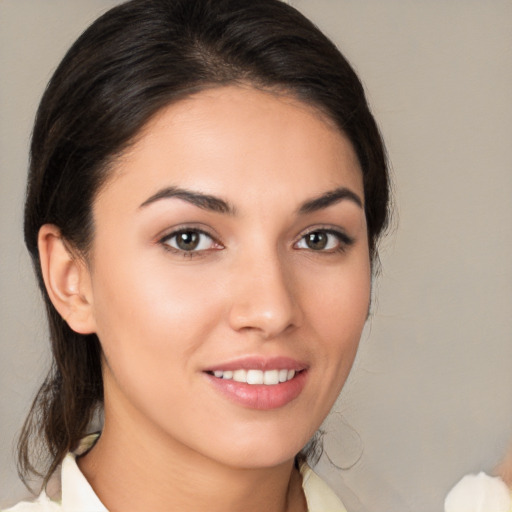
[206,427,314,470]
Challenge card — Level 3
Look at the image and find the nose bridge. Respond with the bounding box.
[228,244,301,338]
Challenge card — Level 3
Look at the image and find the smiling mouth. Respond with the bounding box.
[206,369,300,385]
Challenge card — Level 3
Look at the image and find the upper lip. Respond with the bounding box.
[204,356,308,373]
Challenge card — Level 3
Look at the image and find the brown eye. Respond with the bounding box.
[295,229,353,252]
[175,231,200,250]
[305,232,328,250]
[162,229,217,252]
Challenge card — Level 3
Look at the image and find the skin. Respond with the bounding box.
[495,439,512,487]
[39,85,371,512]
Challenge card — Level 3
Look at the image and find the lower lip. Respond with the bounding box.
[205,370,307,410]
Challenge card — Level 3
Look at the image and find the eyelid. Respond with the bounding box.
[294,226,355,251]
[156,222,220,243]
[157,225,224,256]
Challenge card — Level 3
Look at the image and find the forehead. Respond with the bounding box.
[98,85,363,208]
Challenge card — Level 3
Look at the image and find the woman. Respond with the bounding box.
[6,0,390,510]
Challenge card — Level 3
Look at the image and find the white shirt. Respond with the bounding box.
[4,437,347,512]
[444,472,512,512]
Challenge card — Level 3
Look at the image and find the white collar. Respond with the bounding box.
[59,436,108,511]
[300,463,347,512]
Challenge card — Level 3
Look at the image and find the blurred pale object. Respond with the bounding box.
[445,472,511,512]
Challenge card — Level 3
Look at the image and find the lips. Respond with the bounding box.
[204,357,308,410]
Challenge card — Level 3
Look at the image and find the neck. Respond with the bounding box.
[78,399,306,512]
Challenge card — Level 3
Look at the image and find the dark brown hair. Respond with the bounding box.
[19,0,391,488]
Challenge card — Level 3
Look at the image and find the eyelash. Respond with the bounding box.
[159,228,222,258]
[158,226,354,258]
[294,228,354,253]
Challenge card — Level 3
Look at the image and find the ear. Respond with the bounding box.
[38,224,96,334]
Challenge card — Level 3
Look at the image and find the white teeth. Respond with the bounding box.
[211,368,298,385]
[278,369,288,382]
[246,369,263,385]
[263,369,279,385]
[233,369,247,382]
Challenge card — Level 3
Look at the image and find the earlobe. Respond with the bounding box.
[38,224,96,334]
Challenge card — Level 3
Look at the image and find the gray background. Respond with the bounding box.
[1,1,511,510]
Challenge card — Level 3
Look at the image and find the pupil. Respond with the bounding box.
[177,231,199,250]
[307,232,327,250]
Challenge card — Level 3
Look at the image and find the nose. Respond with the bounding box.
[227,251,302,339]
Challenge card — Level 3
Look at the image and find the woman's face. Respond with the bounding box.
[86,85,370,468]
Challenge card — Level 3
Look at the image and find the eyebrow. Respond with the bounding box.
[139,186,236,215]
[298,187,363,214]
[139,185,362,216]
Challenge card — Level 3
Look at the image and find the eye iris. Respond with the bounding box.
[176,231,200,251]
[306,232,328,250]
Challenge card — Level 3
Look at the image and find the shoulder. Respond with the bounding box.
[300,463,347,512]
[2,493,60,512]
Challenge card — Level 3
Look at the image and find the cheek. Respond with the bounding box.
[89,248,226,374]
[301,254,371,395]
[306,257,371,340]
[89,254,230,429]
